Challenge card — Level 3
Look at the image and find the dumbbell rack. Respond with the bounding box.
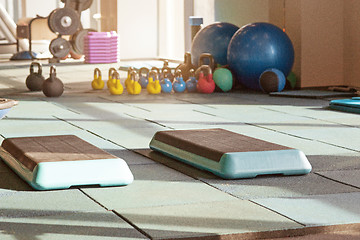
[13,0,94,62]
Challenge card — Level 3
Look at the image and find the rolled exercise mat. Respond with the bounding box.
[150,128,312,179]
[0,135,133,190]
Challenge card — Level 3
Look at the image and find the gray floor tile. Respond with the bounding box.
[135,149,216,180]
[316,169,360,188]
[117,200,302,239]
[308,154,360,171]
[0,211,147,239]
[202,173,359,199]
[0,189,105,213]
[253,192,360,226]
[279,127,360,152]
[82,180,236,210]
[68,120,167,149]
[105,149,155,165]
[0,118,82,138]
[129,163,195,182]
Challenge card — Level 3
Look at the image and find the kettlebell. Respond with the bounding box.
[42,65,64,97]
[161,60,173,82]
[126,70,142,95]
[176,52,195,82]
[197,65,215,94]
[26,62,45,91]
[109,70,124,95]
[91,68,105,90]
[173,69,186,93]
[195,53,215,79]
[107,68,117,88]
[147,70,161,94]
[139,67,149,88]
[125,67,134,89]
[186,69,197,92]
[160,69,173,93]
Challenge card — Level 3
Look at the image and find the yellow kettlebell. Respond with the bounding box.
[107,68,117,88]
[109,70,124,95]
[146,70,161,94]
[91,68,105,90]
[127,70,142,95]
[125,67,134,90]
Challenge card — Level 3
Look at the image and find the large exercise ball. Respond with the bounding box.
[227,22,294,90]
[191,22,239,67]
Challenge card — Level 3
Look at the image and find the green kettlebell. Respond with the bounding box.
[26,62,45,91]
[42,66,64,97]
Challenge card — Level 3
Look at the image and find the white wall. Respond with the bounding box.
[23,0,58,18]
[117,0,158,59]
[158,0,184,60]
[214,0,269,27]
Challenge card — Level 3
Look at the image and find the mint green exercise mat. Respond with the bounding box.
[0,135,134,190]
[149,128,312,179]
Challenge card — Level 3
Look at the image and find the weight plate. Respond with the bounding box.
[49,37,71,58]
[48,8,80,35]
[70,28,96,55]
[61,0,93,12]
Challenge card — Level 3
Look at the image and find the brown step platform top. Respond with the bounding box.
[153,128,292,162]
[1,135,116,171]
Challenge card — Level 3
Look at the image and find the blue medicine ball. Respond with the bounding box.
[227,22,294,90]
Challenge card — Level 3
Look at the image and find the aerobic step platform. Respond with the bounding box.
[0,135,134,190]
[329,97,360,114]
[149,128,312,179]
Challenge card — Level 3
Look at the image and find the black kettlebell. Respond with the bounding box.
[42,65,64,97]
[25,62,45,91]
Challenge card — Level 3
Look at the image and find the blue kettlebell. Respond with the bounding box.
[139,67,149,88]
[186,69,197,92]
[173,69,186,93]
[161,68,172,93]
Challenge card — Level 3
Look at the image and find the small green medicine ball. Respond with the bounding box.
[213,68,233,92]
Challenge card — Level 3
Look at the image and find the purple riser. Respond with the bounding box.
[84,54,119,58]
[84,53,118,56]
[84,47,118,51]
[84,46,118,51]
[85,56,119,61]
[84,37,117,41]
[84,45,118,49]
[84,40,118,45]
[85,59,118,63]
[86,32,117,37]
[84,52,118,56]
[84,49,119,55]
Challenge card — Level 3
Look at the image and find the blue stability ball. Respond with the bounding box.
[227,22,294,90]
[191,22,239,67]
